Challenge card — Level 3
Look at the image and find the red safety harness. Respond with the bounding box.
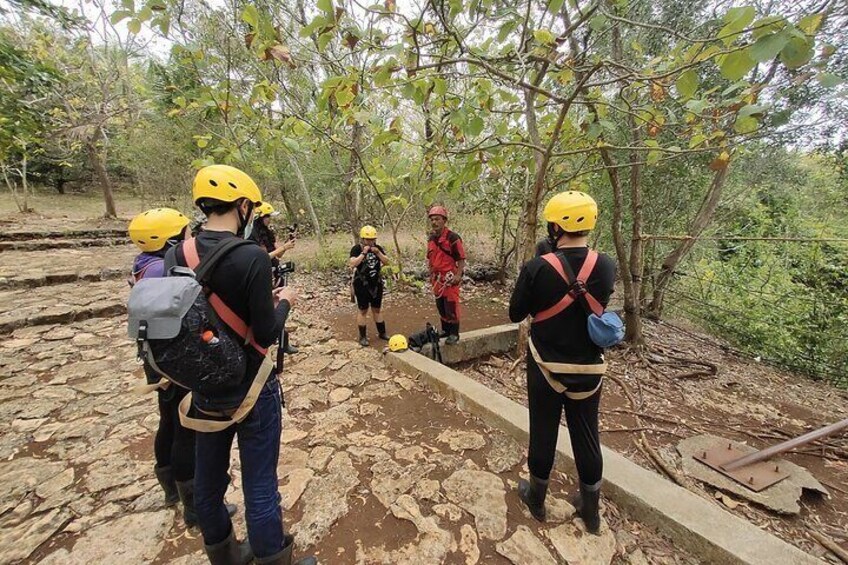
[182,238,268,356]
[532,250,604,323]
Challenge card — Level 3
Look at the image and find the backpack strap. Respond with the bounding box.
[532,250,602,323]
[183,238,268,356]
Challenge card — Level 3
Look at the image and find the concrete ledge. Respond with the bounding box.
[420,323,518,365]
[385,350,822,565]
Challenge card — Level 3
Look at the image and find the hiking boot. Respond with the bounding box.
[154,465,179,506]
[518,474,548,522]
[255,534,317,565]
[572,481,602,535]
[359,336,369,347]
[283,342,299,354]
[445,334,459,345]
[204,528,253,565]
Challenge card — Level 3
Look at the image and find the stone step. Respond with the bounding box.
[0,239,128,252]
[0,228,128,242]
[0,268,127,290]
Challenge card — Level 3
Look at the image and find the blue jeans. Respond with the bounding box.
[195,379,284,558]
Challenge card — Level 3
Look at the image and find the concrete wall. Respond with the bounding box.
[419,323,518,365]
[385,348,822,565]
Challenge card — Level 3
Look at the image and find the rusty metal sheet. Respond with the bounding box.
[694,444,791,492]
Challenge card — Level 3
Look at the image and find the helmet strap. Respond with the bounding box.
[546,223,563,248]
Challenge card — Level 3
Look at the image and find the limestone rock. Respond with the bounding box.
[358,402,380,417]
[328,365,370,388]
[308,446,335,472]
[411,479,441,501]
[282,427,309,444]
[459,524,480,565]
[436,429,486,452]
[370,458,436,508]
[433,503,463,522]
[42,510,172,564]
[627,548,650,565]
[279,446,310,478]
[496,526,557,565]
[281,468,314,511]
[329,387,353,405]
[395,445,426,463]
[293,452,360,546]
[0,458,66,514]
[547,521,616,565]
[0,508,72,563]
[443,470,507,540]
[486,433,524,473]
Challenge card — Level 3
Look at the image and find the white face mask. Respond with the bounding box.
[242,210,255,240]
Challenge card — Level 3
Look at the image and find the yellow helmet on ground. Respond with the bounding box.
[360,225,378,239]
[128,208,190,252]
[388,334,408,352]
[193,165,263,206]
[256,202,279,218]
[543,191,598,232]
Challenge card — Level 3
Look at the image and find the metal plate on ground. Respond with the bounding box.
[694,445,791,492]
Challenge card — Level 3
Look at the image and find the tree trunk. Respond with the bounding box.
[285,152,323,245]
[87,131,117,218]
[21,152,29,214]
[516,88,544,271]
[648,165,730,318]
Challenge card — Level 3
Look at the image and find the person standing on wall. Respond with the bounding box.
[508,191,616,535]
[349,225,390,346]
[426,205,465,345]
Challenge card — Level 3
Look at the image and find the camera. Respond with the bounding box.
[273,261,295,287]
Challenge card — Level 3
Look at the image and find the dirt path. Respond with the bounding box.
[0,231,698,565]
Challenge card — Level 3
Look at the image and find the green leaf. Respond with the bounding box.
[497,20,517,42]
[137,5,152,20]
[547,0,564,15]
[738,104,766,118]
[646,150,661,165]
[816,73,844,88]
[689,133,707,148]
[127,19,142,34]
[334,87,355,107]
[751,16,785,39]
[433,77,447,96]
[158,16,170,36]
[532,29,555,45]
[110,10,132,25]
[467,115,484,137]
[780,36,813,70]
[719,50,756,81]
[241,5,259,28]
[589,14,607,32]
[750,30,789,62]
[373,131,399,146]
[317,32,333,51]
[798,13,823,35]
[734,116,758,134]
[448,0,462,17]
[196,138,208,148]
[317,0,333,15]
[676,69,698,99]
[718,6,755,46]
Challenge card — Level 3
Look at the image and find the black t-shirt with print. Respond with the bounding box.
[350,244,385,288]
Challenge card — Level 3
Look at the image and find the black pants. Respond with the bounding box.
[435,296,459,336]
[154,386,196,482]
[526,354,603,485]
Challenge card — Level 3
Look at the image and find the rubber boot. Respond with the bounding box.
[204,528,254,565]
[175,479,199,528]
[283,342,299,354]
[573,481,601,535]
[517,474,548,522]
[358,325,368,347]
[376,321,388,341]
[256,534,317,565]
[154,465,179,506]
[445,322,459,345]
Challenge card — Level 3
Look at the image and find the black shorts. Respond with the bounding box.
[354,282,383,310]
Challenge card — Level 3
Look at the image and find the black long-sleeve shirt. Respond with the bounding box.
[165,230,290,410]
[509,247,616,365]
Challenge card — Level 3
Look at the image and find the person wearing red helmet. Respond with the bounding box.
[426,205,466,344]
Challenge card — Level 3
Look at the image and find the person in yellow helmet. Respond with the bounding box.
[251,202,299,354]
[508,191,616,535]
[128,208,239,527]
[349,224,390,346]
[163,165,315,565]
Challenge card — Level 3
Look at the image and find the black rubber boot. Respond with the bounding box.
[204,528,254,565]
[175,479,199,528]
[283,342,299,354]
[573,481,602,534]
[255,534,317,565]
[154,465,179,506]
[445,323,460,345]
[517,474,548,522]
[376,321,388,340]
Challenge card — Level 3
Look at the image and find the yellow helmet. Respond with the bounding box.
[128,208,190,252]
[388,334,408,352]
[256,202,279,218]
[360,225,378,239]
[192,165,263,206]
[543,191,598,232]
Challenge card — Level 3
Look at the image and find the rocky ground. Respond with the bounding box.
[0,229,701,565]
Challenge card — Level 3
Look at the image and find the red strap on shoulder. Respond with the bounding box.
[533,250,604,322]
[182,238,268,355]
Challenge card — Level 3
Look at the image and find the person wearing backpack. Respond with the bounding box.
[164,166,315,565]
[349,225,390,346]
[426,206,466,345]
[130,208,239,529]
[508,191,616,535]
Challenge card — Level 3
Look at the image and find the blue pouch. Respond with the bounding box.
[587,311,625,348]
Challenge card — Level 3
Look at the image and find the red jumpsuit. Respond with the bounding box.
[427,228,466,337]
